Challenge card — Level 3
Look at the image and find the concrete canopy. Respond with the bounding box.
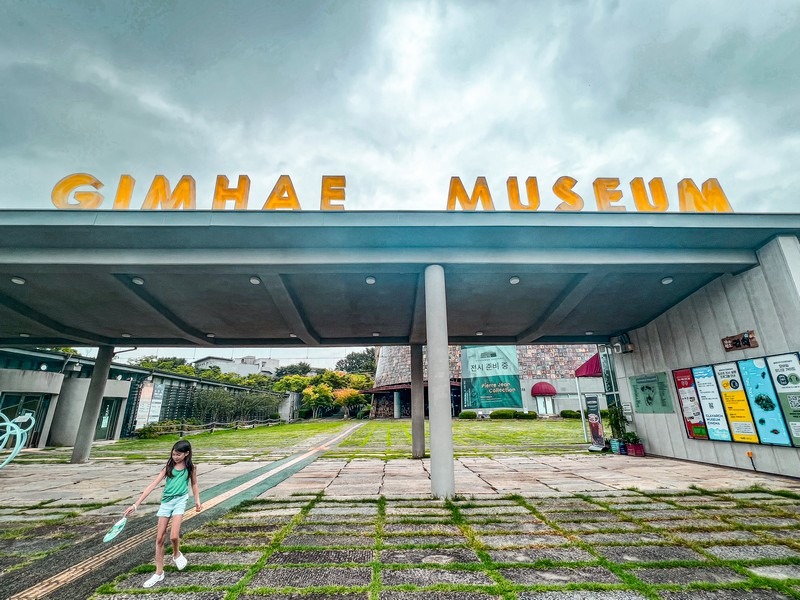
[1,210,799,349]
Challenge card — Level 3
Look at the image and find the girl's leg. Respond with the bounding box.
[169,513,184,558]
[155,516,170,573]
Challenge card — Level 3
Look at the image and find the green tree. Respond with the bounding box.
[335,348,376,375]
[275,362,312,378]
[347,373,374,390]
[273,374,312,394]
[192,388,233,423]
[333,387,368,418]
[311,369,349,390]
[302,383,335,418]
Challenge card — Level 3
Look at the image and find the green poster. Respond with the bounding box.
[629,372,674,414]
[766,353,800,447]
[461,345,522,409]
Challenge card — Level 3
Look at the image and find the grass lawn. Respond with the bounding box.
[14,418,591,464]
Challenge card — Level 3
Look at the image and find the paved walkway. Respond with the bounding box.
[2,451,800,599]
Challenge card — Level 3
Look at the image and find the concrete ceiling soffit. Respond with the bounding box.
[257,273,320,346]
[516,272,608,344]
[0,291,109,346]
[113,274,211,345]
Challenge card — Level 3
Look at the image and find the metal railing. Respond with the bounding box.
[139,417,282,438]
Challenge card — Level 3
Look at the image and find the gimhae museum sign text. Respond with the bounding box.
[51,173,733,213]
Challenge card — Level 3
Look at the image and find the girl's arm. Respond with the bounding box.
[124,468,166,516]
[191,466,202,512]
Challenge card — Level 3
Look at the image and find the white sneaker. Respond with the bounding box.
[143,572,164,588]
[174,552,188,571]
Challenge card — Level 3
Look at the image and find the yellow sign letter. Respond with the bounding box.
[447,176,495,211]
[51,173,104,209]
[593,177,625,212]
[553,176,584,211]
[112,175,136,210]
[678,178,733,213]
[630,177,669,212]
[140,175,196,210]
[507,177,540,210]
[320,175,346,210]
[263,175,301,210]
[213,175,250,210]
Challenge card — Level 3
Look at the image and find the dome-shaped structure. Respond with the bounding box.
[531,381,557,396]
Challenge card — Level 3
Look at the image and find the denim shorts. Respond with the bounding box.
[157,494,188,518]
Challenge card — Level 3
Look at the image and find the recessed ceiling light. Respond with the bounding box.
[121,333,132,338]
[372,332,380,337]
[661,276,674,285]
[249,276,261,285]
[289,333,297,338]
[365,276,376,285]
[19,332,30,338]
[475,331,484,336]
[509,276,520,285]
[205,333,216,338]
[131,276,145,286]
[585,331,594,336]
[11,276,26,285]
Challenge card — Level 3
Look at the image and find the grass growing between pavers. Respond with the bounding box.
[81,488,800,600]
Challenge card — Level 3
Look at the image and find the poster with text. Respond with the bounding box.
[148,383,165,424]
[461,345,522,409]
[629,372,674,413]
[738,358,792,446]
[766,353,800,447]
[672,368,708,439]
[585,395,605,446]
[713,362,759,443]
[691,366,733,441]
[134,380,154,429]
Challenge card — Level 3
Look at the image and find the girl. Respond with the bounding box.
[124,440,202,588]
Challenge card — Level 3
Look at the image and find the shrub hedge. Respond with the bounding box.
[489,409,516,419]
[459,410,478,419]
[514,410,538,419]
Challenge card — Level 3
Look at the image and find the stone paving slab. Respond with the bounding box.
[183,535,274,547]
[249,566,373,588]
[576,532,667,545]
[383,523,460,534]
[645,518,728,530]
[499,565,620,584]
[380,593,498,600]
[282,534,375,547]
[488,548,596,563]
[383,535,467,546]
[294,524,376,534]
[747,563,800,579]
[180,551,263,565]
[726,516,799,527]
[670,530,762,543]
[630,565,746,583]
[518,592,647,600]
[594,545,705,563]
[477,533,570,547]
[381,567,494,586]
[557,520,642,532]
[704,543,800,560]
[268,549,374,564]
[659,591,792,600]
[469,521,554,533]
[116,569,247,590]
[380,548,480,564]
[241,595,366,600]
[547,510,624,522]
[96,593,226,600]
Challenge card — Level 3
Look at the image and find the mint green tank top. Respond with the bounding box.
[162,467,189,502]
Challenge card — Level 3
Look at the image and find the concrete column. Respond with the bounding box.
[424,264,455,498]
[71,346,114,463]
[411,344,425,459]
[393,391,401,419]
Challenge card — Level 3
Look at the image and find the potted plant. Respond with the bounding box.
[607,405,627,454]
[623,431,645,457]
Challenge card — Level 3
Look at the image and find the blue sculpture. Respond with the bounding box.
[0,411,35,470]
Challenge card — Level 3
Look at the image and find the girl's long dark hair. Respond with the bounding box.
[165,440,194,478]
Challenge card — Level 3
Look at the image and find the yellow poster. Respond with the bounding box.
[713,362,759,443]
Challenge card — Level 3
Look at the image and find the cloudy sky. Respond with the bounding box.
[1,0,799,214]
[2,0,798,365]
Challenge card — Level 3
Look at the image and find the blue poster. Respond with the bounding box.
[691,366,732,441]
[738,358,792,446]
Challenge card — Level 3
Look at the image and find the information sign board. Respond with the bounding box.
[629,372,674,413]
[738,358,792,446]
[691,366,733,441]
[461,346,522,409]
[765,353,800,447]
[713,362,759,443]
[672,368,708,439]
